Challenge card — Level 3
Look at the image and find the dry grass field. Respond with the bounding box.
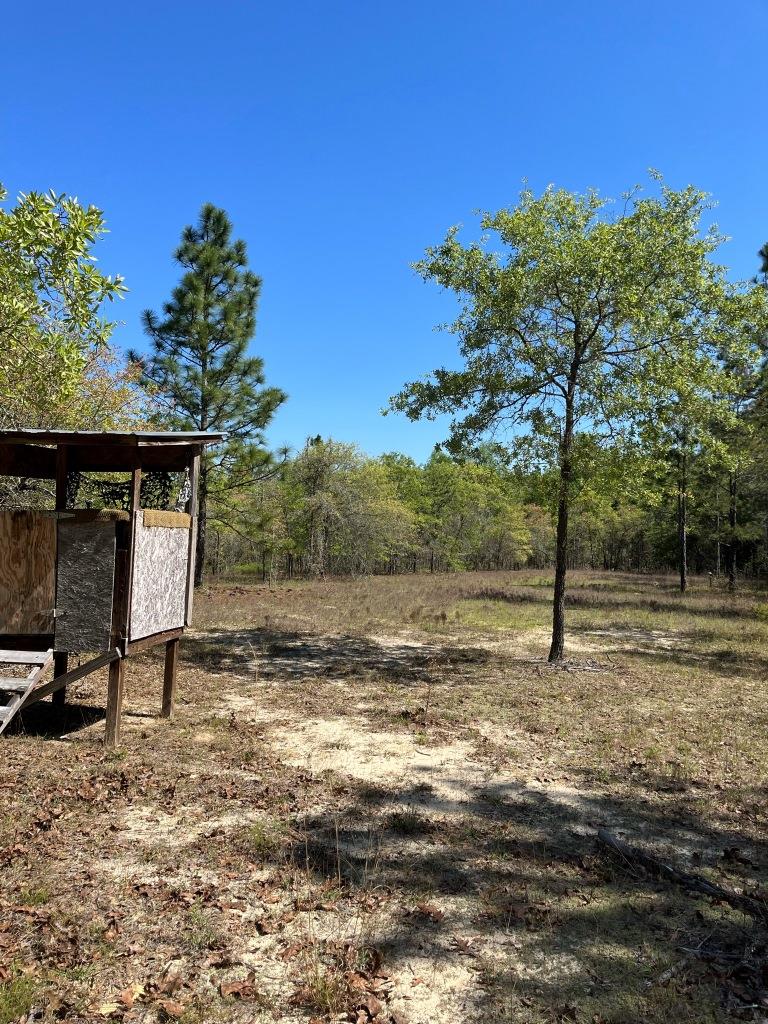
[2,570,768,1023]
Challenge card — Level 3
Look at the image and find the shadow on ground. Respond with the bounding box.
[177,623,768,1021]
[470,584,760,621]
[9,701,105,738]
[284,769,768,1022]
[183,627,493,684]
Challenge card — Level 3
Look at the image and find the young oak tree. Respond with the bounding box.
[134,204,286,584]
[390,178,765,661]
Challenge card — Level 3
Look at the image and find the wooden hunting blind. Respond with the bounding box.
[0,429,223,744]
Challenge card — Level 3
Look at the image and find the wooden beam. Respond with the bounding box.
[104,656,125,747]
[124,465,142,644]
[161,637,179,718]
[70,444,199,474]
[55,445,69,510]
[0,650,53,664]
[53,447,68,667]
[0,443,201,478]
[103,518,131,747]
[0,444,56,479]
[125,626,183,656]
[0,430,223,446]
[128,464,142,512]
[111,525,130,655]
[0,634,54,651]
[185,451,201,625]
[26,648,121,704]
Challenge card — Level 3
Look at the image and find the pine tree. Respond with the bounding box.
[135,204,286,584]
[759,242,768,284]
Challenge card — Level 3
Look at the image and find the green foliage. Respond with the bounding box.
[0,974,39,1024]
[272,438,418,576]
[210,423,768,584]
[0,184,128,429]
[213,439,539,578]
[420,450,531,570]
[389,175,768,655]
[391,175,762,460]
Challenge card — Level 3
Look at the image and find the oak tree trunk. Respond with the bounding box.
[548,389,576,664]
[677,447,687,594]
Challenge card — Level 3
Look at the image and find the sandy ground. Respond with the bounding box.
[6,595,765,1024]
[112,622,700,1024]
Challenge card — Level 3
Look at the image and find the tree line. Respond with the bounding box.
[2,174,767,662]
[205,430,768,587]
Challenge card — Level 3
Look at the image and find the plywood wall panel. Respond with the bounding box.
[129,513,189,640]
[56,521,116,652]
[0,511,55,633]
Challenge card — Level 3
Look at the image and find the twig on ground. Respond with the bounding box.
[643,954,694,989]
[596,829,768,922]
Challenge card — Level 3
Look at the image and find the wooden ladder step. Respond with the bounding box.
[0,651,52,665]
[0,650,53,736]
[0,678,31,693]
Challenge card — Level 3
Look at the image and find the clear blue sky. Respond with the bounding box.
[2,1,766,460]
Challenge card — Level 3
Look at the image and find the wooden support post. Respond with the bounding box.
[105,657,125,748]
[53,445,68,670]
[52,651,68,708]
[55,445,69,510]
[185,450,201,625]
[103,513,132,747]
[124,464,142,644]
[161,637,179,718]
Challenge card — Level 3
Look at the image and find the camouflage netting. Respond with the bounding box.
[65,470,190,512]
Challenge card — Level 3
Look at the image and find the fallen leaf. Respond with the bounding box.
[414,901,444,922]
[120,982,145,1008]
[357,993,383,1016]
[157,998,185,1018]
[220,973,258,999]
[96,1002,121,1017]
[450,935,477,955]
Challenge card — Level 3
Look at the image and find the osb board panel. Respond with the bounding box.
[0,511,55,633]
[129,513,188,640]
[56,521,116,652]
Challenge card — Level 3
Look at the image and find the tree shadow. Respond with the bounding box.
[577,633,768,676]
[178,621,768,1018]
[183,627,493,684]
[276,764,768,1021]
[470,585,760,621]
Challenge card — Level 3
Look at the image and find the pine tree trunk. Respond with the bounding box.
[728,472,737,592]
[548,392,576,664]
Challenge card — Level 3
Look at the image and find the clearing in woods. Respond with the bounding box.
[2,570,768,1024]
